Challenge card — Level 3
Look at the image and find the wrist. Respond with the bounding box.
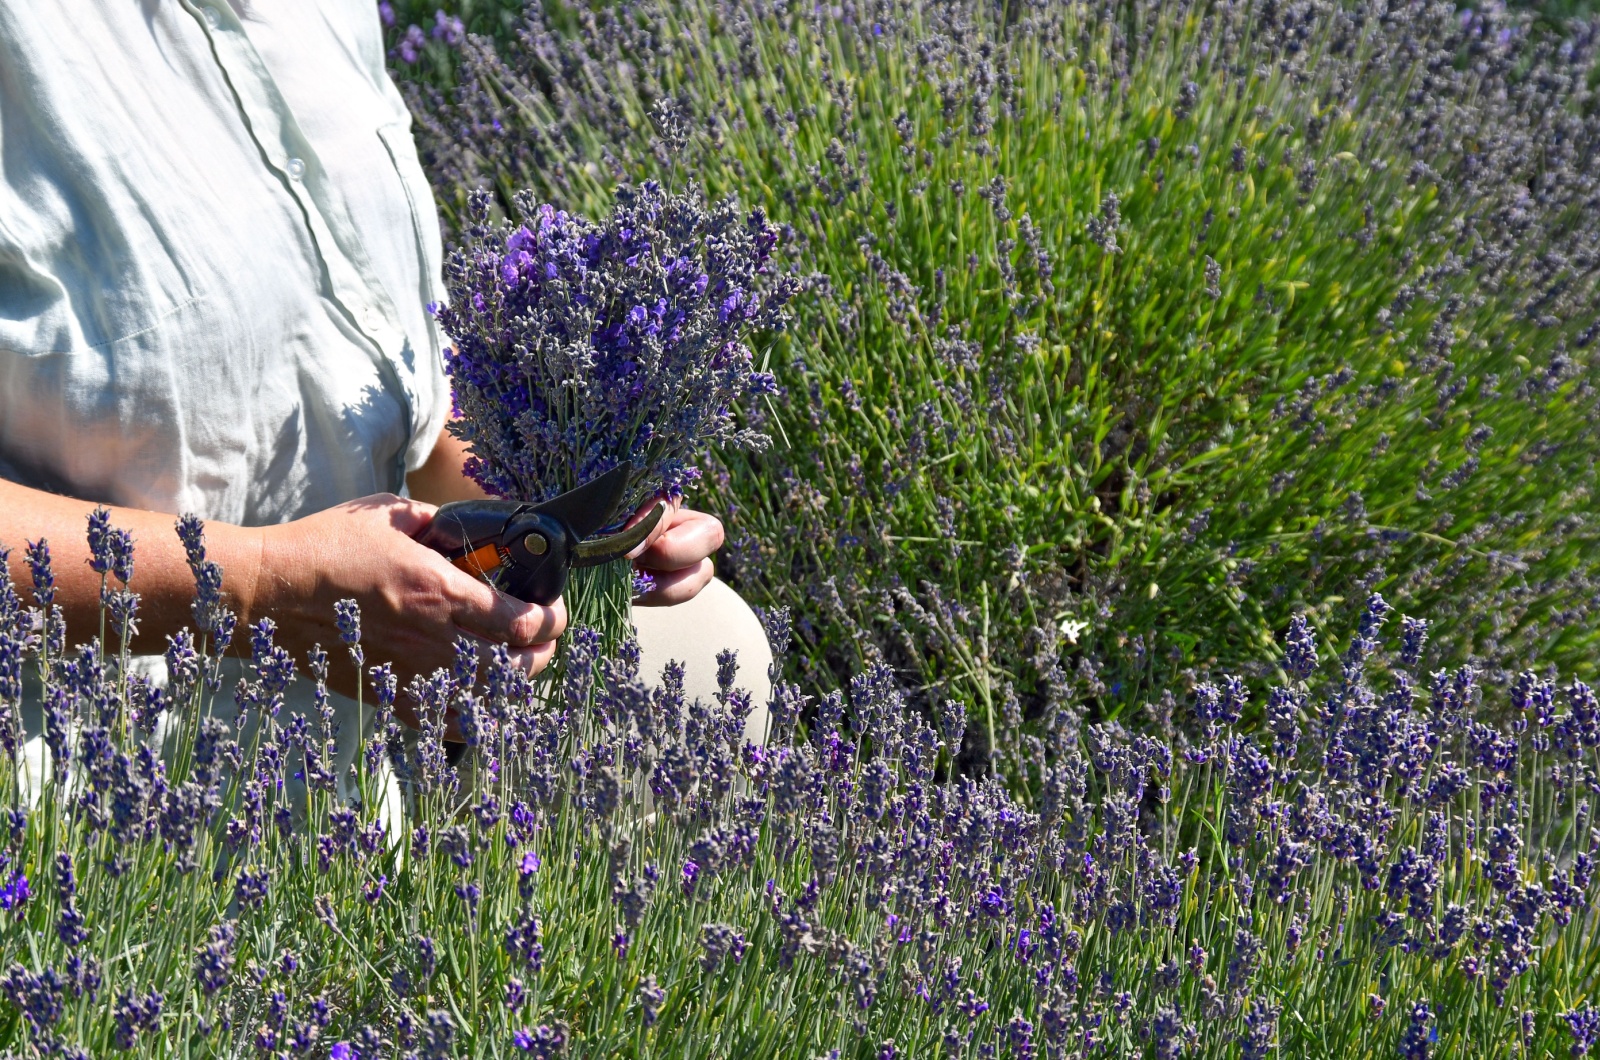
[209,522,269,633]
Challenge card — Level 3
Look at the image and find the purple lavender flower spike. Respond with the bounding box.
[1399,616,1429,669]
[0,861,29,915]
[1569,1005,1600,1056]
[194,921,237,995]
[1,964,66,1036]
[395,24,426,64]
[512,1024,570,1057]
[1284,615,1318,681]
[637,975,666,1027]
[24,539,53,607]
[111,989,163,1050]
[431,9,464,45]
[85,508,113,575]
[505,911,545,973]
[1400,1000,1437,1059]
[334,598,362,646]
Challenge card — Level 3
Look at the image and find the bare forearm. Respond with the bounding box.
[0,479,263,652]
[0,477,562,700]
[406,423,489,505]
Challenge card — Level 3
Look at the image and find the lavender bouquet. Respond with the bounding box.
[434,180,791,644]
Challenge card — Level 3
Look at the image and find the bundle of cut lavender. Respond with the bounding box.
[433,179,792,644]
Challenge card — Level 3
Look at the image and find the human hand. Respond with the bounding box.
[245,494,566,716]
[625,498,724,607]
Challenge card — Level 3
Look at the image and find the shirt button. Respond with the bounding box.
[202,5,221,28]
[286,157,306,182]
[363,306,385,332]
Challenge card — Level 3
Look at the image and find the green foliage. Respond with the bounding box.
[409,0,1600,757]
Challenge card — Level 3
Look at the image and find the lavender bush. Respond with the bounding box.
[3,514,1600,1055]
[433,179,791,640]
[404,0,1600,757]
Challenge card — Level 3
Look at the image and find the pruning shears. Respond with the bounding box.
[416,465,666,606]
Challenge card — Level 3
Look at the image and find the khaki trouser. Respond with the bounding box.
[632,576,774,747]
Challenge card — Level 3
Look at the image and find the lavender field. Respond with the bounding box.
[3,0,1600,1056]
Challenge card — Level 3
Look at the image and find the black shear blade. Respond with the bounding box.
[532,464,634,542]
[572,500,667,567]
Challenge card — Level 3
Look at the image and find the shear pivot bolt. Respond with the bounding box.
[520,532,548,556]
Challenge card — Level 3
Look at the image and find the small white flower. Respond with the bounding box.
[1058,617,1089,644]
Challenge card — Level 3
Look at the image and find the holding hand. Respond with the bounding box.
[410,424,725,608]
[248,494,566,709]
[625,498,725,607]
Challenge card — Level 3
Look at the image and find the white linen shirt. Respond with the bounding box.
[0,0,450,523]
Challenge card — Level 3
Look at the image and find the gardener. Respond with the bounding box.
[0,2,770,805]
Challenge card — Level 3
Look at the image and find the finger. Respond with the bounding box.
[527,637,558,674]
[634,557,714,606]
[625,495,682,560]
[446,567,568,646]
[623,494,680,530]
[394,508,557,644]
[635,509,724,572]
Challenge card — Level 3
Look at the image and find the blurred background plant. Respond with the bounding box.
[380,0,1600,54]
[390,0,1600,771]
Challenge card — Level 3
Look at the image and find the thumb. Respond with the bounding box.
[377,495,440,538]
[625,495,681,560]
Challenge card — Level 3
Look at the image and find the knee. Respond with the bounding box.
[632,577,773,740]
[697,577,774,692]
